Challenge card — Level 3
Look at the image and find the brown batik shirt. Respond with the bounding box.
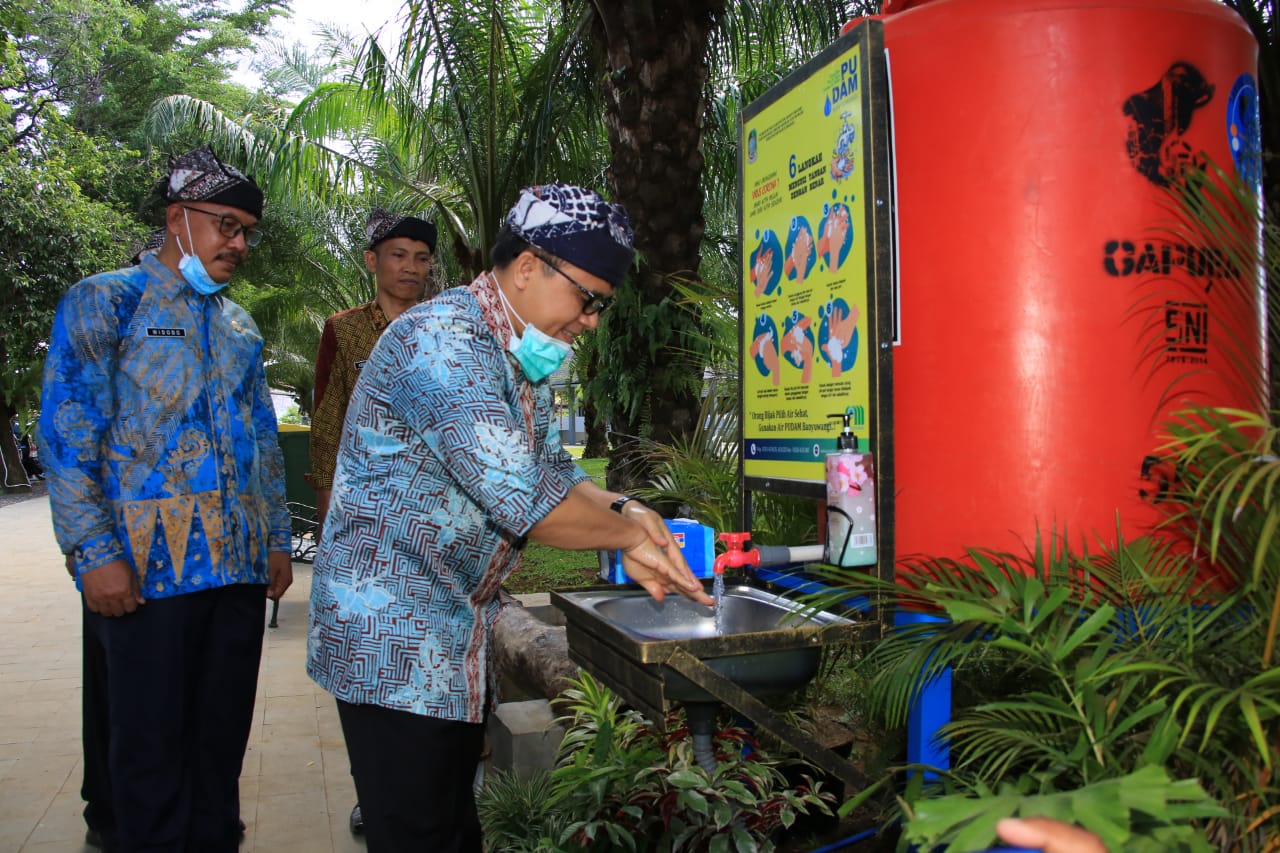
[308,301,391,489]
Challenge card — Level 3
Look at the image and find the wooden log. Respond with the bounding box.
[493,594,580,703]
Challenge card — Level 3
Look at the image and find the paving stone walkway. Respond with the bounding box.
[0,494,364,852]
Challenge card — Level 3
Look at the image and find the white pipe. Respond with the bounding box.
[752,543,824,567]
[782,544,824,563]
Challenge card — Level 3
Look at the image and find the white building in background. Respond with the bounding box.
[549,362,587,446]
[271,391,302,422]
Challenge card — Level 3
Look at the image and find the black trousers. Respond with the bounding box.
[82,605,115,837]
[336,699,485,853]
[87,584,266,853]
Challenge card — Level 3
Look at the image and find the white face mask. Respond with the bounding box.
[494,275,572,383]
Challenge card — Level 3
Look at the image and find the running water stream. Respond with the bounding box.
[712,572,726,634]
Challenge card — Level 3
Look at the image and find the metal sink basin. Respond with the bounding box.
[591,586,846,640]
[551,584,863,716]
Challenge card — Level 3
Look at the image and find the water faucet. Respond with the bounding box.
[714,532,761,575]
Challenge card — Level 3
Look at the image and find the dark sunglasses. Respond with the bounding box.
[534,252,614,315]
[183,206,264,247]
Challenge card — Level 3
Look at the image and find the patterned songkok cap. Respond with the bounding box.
[163,146,263,218]
[127,228,168,266]
[366,208,438,252]
[142,228,167,252]
[504,184,634,288]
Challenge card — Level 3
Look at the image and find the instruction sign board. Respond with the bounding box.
[739,20,893,498]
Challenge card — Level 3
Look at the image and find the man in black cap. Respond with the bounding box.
[73,222,223,850]
[74,220,227,850]
[307,184,711,851]
[308,207,437,534]
[39,145,292,852]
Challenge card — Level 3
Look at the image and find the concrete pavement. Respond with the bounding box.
[0,495,365,852]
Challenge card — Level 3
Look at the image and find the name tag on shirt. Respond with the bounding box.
[146,327,187,337]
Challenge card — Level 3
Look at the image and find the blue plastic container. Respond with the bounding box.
[599,518,715,583]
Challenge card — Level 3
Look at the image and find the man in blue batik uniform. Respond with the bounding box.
[40,146,292,853]
[308,184,713,852]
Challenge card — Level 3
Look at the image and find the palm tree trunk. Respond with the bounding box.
[0,335,33,492]
[589,0,723,491]
[581,396,609,458]
[0,400,31,494]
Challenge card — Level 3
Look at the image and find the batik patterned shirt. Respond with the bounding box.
[307,272,588,723]
[38,254,291,597]
[308,301,390,490]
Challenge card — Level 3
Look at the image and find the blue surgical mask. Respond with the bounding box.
[510,324,573,383]
[496,276,573,383]
[177,209,228,295]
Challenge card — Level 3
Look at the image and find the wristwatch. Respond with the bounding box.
[610,495,637,513]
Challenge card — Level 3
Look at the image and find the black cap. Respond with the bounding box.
[163,145,263,219]
[366,208,437,252]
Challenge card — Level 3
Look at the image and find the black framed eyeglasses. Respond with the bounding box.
[182,206,264,247]
[535,252,614,315]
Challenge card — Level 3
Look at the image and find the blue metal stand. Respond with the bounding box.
[894,610,951,775]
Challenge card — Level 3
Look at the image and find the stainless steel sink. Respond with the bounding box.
[583,585,848,640]
[551,584,863,714]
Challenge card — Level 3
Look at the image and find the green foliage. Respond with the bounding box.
[142,0,606,413]
[147,0,603,278]
[0,144,143,411]
[231,277,328,414]
[506,457,608,593]
[503,548,600,594]
[0,0,292,418]
[636,417,817,547]
[550,675,832,851]
[474,672,832,851]
[581,281,711,446]
[5,0,273,157]
[1159,407,1280,663]
[627,277,816,545]
[1153,157,1280,416]
[807,406,1280,849]
[899,766,1224,853]
[477,770,570,853]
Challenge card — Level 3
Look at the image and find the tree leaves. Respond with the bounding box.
[901,767,1225,853]
[513,671,834,850]
[808,409,1280,848]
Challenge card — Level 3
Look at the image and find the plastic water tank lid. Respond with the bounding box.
[882,0,937,14]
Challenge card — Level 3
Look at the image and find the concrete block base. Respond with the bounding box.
[487,699,565,780]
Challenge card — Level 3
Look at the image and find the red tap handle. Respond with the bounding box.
[714,532,759,574]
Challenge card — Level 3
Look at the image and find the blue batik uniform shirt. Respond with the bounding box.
[39,253,291,596]
[307,273,589,723]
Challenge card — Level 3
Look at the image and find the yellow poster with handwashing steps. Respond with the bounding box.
[739,21,890,495]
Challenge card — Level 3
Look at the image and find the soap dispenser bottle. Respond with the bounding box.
[825,408,877,567]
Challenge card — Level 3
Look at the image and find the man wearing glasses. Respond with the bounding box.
[39,146,291,852]
[307,184,712,852]
[307,207,437,837]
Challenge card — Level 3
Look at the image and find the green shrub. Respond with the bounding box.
[807,406,1280,851]
[478,672,833,852]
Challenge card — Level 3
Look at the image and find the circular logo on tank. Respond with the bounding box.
[1227,73,1262,195]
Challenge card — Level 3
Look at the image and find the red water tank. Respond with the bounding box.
[856,0,1265,559]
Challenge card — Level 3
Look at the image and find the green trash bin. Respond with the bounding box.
[276,424,317,562]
